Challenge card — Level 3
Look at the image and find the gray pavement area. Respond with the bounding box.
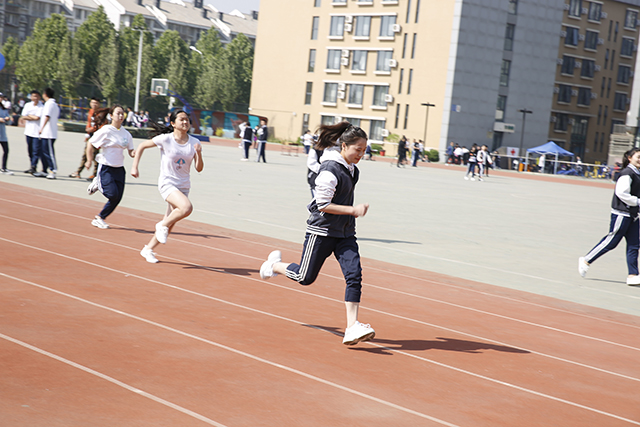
[2,126,639,317]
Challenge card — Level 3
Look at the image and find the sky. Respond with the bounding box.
[205,0,260,14]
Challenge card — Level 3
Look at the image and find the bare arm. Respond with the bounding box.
[320,203,369,218]
[130,139,157,178]
[194,142,204,172]
[84,141,94,170]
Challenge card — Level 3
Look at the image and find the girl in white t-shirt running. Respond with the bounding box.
[85,105,135,229]
[131,109,204,263]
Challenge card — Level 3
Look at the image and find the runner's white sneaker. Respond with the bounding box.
[91,216,109,229]
[155,221,169,244]
[87,177,99,195]
[342,321,376,345]
[626,275,640,285]
[578,257,589,278]
[140,245,158,263]
[1,169,14,175]
[260,250,282,279]
[46,172,56,179]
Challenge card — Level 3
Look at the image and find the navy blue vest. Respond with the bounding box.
[306,160,359,238]
[612,166,640,217]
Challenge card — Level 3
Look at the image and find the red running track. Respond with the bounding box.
[1,182,639,426]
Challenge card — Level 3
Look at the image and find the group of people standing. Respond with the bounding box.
[20,88,60,179]
[463,144,493,181]
[396,136,425,168]
[239,120,268,162]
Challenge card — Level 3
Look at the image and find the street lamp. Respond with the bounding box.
[190,46,203,55]
[518,108,532,171]
[133,27,146,112]
[421,102,435,145]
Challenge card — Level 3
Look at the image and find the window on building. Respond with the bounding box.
[562,55,576,75]
[315,0,321,7]
[611,50,616,69]
[615,22,619,42]
[305,82,313,105]
[311,16,319,39]
[403,104,409,129]
[355,16,371,37]
[370,120,385,140]
[618,65,631,84]
[558,84,572,103]
[321,115,335,126]
[411,33,417,58]
[330,16,345,37]
[607,77,611,97]
[597,105,602,125]
[588,2,602,21]
[605,49,609,69]
[614,92,628,111]
[302,113,310,133]
[407,69,413,94]
[496,95,507,120]
[584,30,598,50]
[402,33,408,58]
[348,84,364,105]
[594,132,599,151]
[308,49,316,72]
[621,38,634,57]
[569,0,582,18]
[500,60,511,86]
[601,76,606,96]
[406,0,411,23]
[395,104,401,128]
[581,59,595,78]
[372,86,388,107]
[326,49,341,70]
[504,24,515,51]
[345,117,361,127]
[603,106,608,126]
[565,27,579,46]
[323,83,338,103]
[380,15,396,37]
[398,68,404,93]
[608,21,613,41]
[508,0,517,15]
[376,50,393,72]
[625,10,638,29]
[555,113,569,131]
[415,0,420,23]
[332,0,346,4]
[578,87,592,106]
[352,50,367,72]
[600,133,605,152]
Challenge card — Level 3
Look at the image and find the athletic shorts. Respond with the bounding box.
[159,183,190,201]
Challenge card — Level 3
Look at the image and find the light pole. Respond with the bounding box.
[190,46,204,56]
[133,28,145,112]
[421,102,435,144]
[518,108,532,171]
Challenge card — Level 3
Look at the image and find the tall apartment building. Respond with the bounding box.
[250,0,639,163]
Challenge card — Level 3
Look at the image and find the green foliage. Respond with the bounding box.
[57,33,84,98]
[75,7,116,82]
[387,132,400,143]
[2,37,19,71]
[117,15,154,96]
[94,31,119,104]
[427,149,440,162]
[224,34,254,105]
[370,143,384,153]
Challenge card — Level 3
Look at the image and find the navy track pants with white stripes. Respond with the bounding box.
[97,164,126,220]
[285,233,363,303]
[585,213,639,275]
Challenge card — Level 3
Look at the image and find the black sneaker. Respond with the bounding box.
[24,168,35,174]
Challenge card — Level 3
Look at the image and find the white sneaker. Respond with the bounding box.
[46,172,56,179]
[260,250,282,279]
[140,245,159,263]
[1,169,14,175]
[626,275,640,285]
[155,221,169,244]
[91,216,109,229]
[464,176,469,180]
[470,177,476,181]
[241,158,248,161]
[87,177,99,195]
[478,178,484,181]
[578,257,589,278]
[342,321,376,345]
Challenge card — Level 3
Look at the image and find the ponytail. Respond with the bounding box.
[315,121,368,150]
[148,109,189,138]
[93,104,124,128]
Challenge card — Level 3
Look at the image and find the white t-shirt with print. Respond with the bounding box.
[21,101,43,138]
[153,133,199,190]
[40,98,60,139]
[90,125,134,167]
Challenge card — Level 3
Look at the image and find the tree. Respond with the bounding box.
[153,30,191,97]
[75,6,117,83]
[223,33,254,106]
[117,15,154,97]
[94,31,119,105]
[1,37,20,72]
[193,56,220,109]
[15,14,68,91]
[57,33,85,98]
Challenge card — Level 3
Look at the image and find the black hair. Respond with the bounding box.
[315,121,367,150]
[30,90,41,97]
[44,87,54,98]
[148,109,190,138]
[93,104,124,128]
[622,148,640,169]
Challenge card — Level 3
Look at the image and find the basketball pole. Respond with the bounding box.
[134,28,144,112]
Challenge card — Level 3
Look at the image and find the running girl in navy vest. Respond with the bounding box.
[130,109,204,263]
[86,105,134,229]
[579,148,640,285]
[260,121,375,345]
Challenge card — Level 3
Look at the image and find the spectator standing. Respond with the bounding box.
[20,91,43,175]
[0,102,12,174]
[453,145,463,165]
[256,119,268,163]
[397,135,407,167]
[126,107,134,126]
[446,141,455,165]
[302,130,314,154]
[411,140,420,167]
[241,121,253,161]
[70,98,100,179]
[464,146,478,180]
[39,88,60,180]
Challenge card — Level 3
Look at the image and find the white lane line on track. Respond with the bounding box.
[3,237,640,419]
[0,332,227,427]
[0,273,460,427]
[2,193,639,327]
[2,208,639,354]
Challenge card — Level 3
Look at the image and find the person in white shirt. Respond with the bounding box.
[38,87,60,179]
[21,90,44,175]
[85,105,135,229]
[131,109,204,263]
[302,130,314,155]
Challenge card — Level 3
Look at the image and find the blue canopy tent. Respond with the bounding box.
[525,141,574,174]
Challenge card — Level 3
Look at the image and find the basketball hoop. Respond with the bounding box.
[150,78,169,97]
[150,91,159,98]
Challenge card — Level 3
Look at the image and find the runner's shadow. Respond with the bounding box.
[585,278,625,285]
[348,337,530,355]
[160,261,258,276]
[358,237,421,245]
[112,227,229,240]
